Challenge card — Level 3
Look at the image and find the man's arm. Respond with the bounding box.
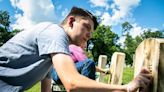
[51,53,152,92]
[41,77,52,92]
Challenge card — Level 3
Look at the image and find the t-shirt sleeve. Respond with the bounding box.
[37,24,70,56]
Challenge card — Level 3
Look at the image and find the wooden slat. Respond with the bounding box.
[134,38,164,92]
[96,55,107,83]
[108,52,125,85]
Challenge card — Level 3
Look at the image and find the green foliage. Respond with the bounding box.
[89,25,120,63]
[0,10,10,29]
[0,27,13,46]
[124,34,137,65]
[122,22,133,36]
[141,29,163,39]
[0,10,21,46]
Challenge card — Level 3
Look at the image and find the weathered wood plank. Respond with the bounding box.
[108,52,125,85]
[96,55,107,83]
[134,38,164,92]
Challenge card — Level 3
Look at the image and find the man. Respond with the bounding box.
[0,6,152,92]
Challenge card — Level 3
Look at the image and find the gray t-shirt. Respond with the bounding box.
[0,22,70,91]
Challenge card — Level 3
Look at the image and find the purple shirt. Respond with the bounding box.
[69,45,87,62]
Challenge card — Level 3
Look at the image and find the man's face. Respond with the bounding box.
[70,17,94,46]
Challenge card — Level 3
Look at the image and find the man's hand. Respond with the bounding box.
[127,68,153,92]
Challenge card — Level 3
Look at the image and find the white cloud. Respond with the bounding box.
[111,0,140,20]
[89,0,109,10]
[94,10,102,16]
[90,0,140,26]
[101,12,112,26]
[129,23,145,38]
[114,0,140,10]
[130,23,159,38]
[10,0,55,30]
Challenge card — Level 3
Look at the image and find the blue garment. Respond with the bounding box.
[51,59,96,84]
[0,22,70,91]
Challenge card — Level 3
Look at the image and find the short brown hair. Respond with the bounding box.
[61,6,98,30]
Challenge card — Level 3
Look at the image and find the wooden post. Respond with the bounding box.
[132,54,135,68]
[108,52,125,85]
[134,38,164,92]
[96,55,107,83]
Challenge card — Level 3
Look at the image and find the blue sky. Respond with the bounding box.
[0,0,163,39]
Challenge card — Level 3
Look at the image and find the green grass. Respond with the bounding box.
[25,82,40,92]
[25,67,134,91]
[122,67,134,84]
[104,67,134,84]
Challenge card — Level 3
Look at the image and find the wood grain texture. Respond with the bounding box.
[108,52,125,85]
[134,38,164,92]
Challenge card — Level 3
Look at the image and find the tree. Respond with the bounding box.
[0,10,21,46]
[121,22,135,65]
[122,21,133,36]
[124,34,137,65]
[141,29,163,39]
[88,25,120,63]
[135,35,143,46]
[0,10,10,30]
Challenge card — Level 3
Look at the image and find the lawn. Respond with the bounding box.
[122,67,134,84]
[25,82,41,92]
[25,67,134,92]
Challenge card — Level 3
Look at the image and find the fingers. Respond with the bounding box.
[128,68,153,92]
[137,75,151,87]
[140,68,150,74]
[140,68,153,83]
[136,70,153,92]
[139,81,147,91]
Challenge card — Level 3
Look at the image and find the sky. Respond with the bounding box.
[0,0,164,44]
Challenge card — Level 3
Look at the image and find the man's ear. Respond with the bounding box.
[68,16,75,28]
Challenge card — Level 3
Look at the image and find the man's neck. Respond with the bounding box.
[61,25,73,45]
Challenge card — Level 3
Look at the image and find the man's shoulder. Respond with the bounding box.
[35,22,59,29]
[35,22,63,33]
